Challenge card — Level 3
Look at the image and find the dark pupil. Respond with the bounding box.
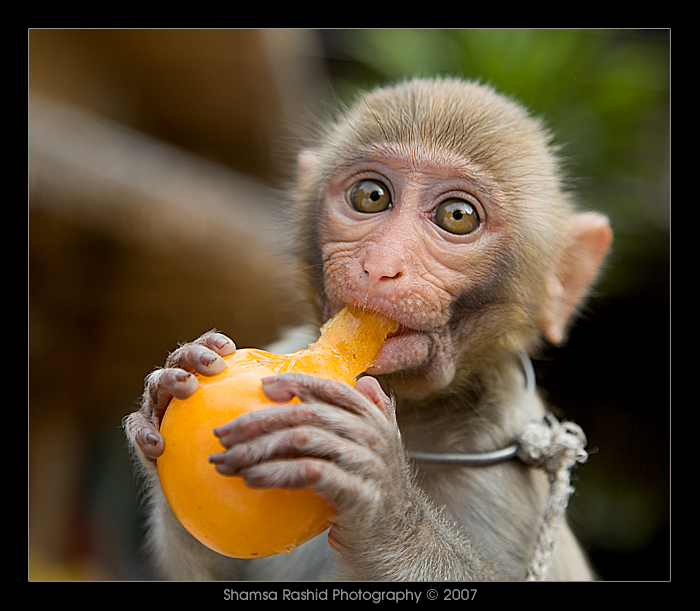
[370,191,381,201]
[453,210,464,220]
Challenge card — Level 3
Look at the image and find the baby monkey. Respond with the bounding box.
[124,77,612,581]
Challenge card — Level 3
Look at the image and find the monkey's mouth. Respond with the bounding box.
[386,325,413,340]
[368,326,429,375]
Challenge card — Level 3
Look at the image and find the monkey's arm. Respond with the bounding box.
[123,331,246,580]
[210,372,505,581]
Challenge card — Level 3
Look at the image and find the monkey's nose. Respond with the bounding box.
[362,264,403,287]
[361,239,408,286]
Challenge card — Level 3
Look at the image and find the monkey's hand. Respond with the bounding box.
[122,332,250,581]
[209,373,488,579]
[123,331,236,471]
[210,373,401,507]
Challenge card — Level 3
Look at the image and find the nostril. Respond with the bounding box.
[362,267,402,281]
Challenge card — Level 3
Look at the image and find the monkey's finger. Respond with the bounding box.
[213,400,376,448]
[235,457,328,491]
[260,373,385,421]
[213,403,313,445]
[144,367,199,422]
[236,458,381,516]
[354,376,394,419]
[124,411,165,458]
[163,329,234,374]
[198,330,237,357]
[165,343,226,377]
[209,425,384,478]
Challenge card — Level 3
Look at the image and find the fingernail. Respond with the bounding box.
[175,371,192,383]
[146,433,161,446]
[208,453,224,464]
[213,336,231,349]
[200,351,217,366]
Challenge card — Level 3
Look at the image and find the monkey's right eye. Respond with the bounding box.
[347,180,392,213]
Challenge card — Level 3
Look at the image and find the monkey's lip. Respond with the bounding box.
[385,325,413,340]
[367,327,430,375]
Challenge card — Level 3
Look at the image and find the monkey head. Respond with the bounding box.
[294,78,612,400]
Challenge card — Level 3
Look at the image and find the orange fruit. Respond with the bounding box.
[157,306,398,559]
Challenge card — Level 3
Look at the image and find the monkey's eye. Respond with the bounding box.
[347,180,392,213]
[435,199,480,235]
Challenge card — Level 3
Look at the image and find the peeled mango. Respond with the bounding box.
[157,306,398,558]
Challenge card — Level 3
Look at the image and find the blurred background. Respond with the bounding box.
[28,29,670,581]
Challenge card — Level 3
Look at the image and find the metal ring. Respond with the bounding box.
[408,444,519,466]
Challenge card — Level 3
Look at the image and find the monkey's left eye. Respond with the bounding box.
[347,180,392,213]
[435,199,480,235]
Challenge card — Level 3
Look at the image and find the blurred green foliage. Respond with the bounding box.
[325,29,670,297]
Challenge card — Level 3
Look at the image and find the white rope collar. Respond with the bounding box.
[407,354,589,581]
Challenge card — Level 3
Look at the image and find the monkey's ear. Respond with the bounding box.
[540,212,613,345]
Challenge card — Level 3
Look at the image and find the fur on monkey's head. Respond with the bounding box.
[312,78,570,206]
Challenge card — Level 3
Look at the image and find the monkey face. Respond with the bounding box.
[317,142,514,398]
